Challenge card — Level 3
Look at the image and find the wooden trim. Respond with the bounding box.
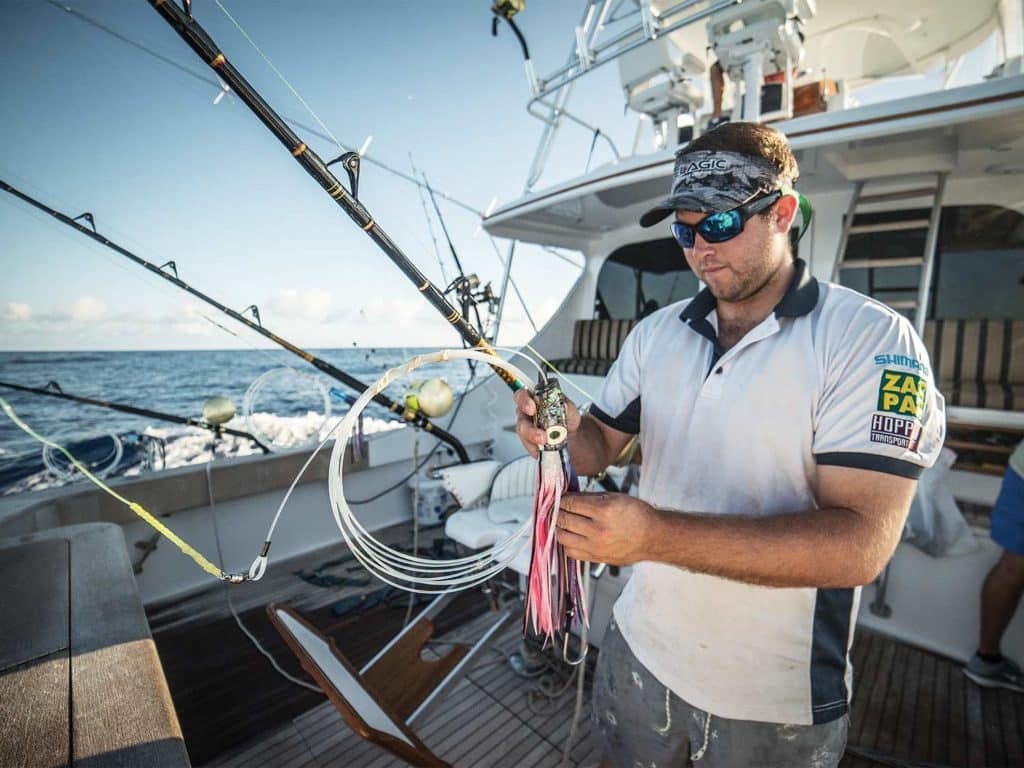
[266,604,449,768]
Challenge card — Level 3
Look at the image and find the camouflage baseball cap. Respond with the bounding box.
[640,149,786,227]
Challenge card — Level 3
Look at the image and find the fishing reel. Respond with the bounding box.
[443,272,499,338]
[404,378,454,418]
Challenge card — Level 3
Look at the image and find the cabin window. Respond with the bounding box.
[840,205,1024,320]
[596,238,699,320]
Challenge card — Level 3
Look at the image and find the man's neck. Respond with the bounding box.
[715,258,794,350]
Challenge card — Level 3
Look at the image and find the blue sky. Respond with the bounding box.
[0,2,1000,351]
[0,1,632,350]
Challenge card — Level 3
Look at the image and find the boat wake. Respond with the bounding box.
[0,411,403,496]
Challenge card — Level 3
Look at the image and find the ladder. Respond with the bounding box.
[830,172,948,336]
[831,173,948,619]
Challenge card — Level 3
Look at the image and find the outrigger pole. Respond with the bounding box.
[0,180,470,464]
[145,0,524,394]
[0,379,271,453]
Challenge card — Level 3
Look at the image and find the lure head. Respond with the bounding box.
[534,377,568,450]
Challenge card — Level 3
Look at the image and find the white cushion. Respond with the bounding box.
[445,507,520,549]
[491,456,537,502]
[436,460,502,509]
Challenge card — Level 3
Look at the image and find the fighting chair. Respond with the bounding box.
[267,592,513,767]
[441,455,537,576]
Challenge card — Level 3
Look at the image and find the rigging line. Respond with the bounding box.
[44,0,215,90]
[0,183,296,374]
[346,360,478,506]
[0,396,234,582]
[422,173,467,280]
[410,154,449,286]
[0,180,472,463]
[205,454,321,693]
[40,0,482,218]
[541,245,586,269]
[213,0,490,218]
[522,343,598,405]
[213,0,342,151]
[147,0,525,393]
[485,235,538,333]
[0,380,272,453]
[197,313,297,369]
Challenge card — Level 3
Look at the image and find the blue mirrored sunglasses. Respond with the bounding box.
[670,190,783,249]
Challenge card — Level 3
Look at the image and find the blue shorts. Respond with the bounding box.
[991,467,1024,555]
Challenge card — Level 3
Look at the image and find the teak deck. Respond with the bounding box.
[196,608,1023,768]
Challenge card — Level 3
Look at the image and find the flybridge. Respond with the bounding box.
[493,0,1016,191]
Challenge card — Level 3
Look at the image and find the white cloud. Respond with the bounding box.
[3,303,31,322]
[69,295,108,322]
[266,288,333,321]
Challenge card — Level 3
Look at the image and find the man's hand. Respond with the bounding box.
[557,492,656,565]
[513,387,581,459]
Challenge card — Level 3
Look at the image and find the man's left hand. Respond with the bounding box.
[557,492,656,565]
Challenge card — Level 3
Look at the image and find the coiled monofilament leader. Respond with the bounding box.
[323,349,540,593]
[243,367,331,452]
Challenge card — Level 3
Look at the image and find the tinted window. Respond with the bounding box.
[596,238,700,320]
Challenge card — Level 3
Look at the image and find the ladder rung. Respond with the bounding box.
[840,257,924,270]
[858,187,939,205]
[885,299,919,309]
[848,219,931,235]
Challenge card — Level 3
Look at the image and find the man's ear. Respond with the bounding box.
[774,194,799,234]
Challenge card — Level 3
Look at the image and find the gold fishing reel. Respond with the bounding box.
[202,396,236,425]
[493,0,525,20]
[404,378,454,418]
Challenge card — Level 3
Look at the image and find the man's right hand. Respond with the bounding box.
[513,387,581,459]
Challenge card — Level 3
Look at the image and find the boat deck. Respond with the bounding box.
[198,608,1024,768]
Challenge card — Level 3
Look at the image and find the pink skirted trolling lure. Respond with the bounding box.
[525,377,588,646]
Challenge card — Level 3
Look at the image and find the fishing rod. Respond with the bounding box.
[0,379,271,453]
[423,173,496,344]
[0,180,470,463]
[146,0,524,394]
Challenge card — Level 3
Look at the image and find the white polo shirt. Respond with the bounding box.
[590,259,945,726]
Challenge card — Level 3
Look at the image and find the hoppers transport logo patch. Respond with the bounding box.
[870,414,921,452]
[877,370,927,419]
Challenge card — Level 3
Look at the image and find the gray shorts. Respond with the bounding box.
[591,619,849,768]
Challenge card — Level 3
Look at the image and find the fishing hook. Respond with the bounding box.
[563,626,589,666]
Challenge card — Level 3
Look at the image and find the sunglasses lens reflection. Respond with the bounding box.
[671,222,695,249]
[699,210,742,242]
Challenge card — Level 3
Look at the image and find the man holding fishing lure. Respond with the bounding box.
[514,122,945,767]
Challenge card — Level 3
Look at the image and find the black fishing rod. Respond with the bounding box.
[145,0,524,394]
[0,180,470,463]
[423,174,493,343]
[0,380,271,453]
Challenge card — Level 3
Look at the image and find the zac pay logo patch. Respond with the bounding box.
[877,370,927,419]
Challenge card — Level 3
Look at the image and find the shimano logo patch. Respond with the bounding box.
[874,354,929,376]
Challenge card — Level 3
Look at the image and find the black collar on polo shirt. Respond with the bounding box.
[679,258,820,326]
[678,258,820,367]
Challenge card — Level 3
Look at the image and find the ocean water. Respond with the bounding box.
[0,348,480,494]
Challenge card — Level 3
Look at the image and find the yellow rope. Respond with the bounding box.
[0,396,226,581]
